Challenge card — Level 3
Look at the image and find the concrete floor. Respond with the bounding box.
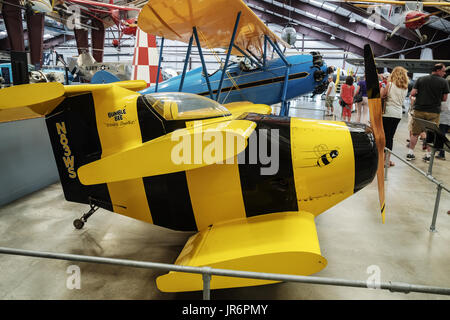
[0,97,449,300]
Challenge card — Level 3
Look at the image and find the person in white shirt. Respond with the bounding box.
[436,73,450,160]
[381,66,409,167]
[325,75,336,117]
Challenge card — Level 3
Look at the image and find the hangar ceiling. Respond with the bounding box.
[0,0,449,62]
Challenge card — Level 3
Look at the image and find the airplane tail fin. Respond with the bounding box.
[0,81,147,211]
[132,28,163,87]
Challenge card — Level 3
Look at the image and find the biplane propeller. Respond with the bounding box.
[0,0,387,293]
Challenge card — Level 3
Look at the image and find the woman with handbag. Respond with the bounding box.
[340,76,355,122]
[381,66,409,167]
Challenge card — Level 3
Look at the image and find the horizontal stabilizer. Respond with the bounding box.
[157,211,327,292]
[77,119,256,185]
[0,81,148,123]
[63,80,147,96]
[0,83,65,122]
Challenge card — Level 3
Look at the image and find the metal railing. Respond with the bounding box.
[1,246,449,300]
[384,147,449,232]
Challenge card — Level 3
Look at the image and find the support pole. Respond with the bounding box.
[0,246,450,296]
[427,147,437,176]
[263,35,267,69]
[193,27,214,99]
[155,37,164,92]
[265,35,289,67]
[429,184,442,233]
[91,19,105,63]
[2,0,25,51]
[202,267,212,300]
[280,66,291,116]
[26,11,45,67]
[179,35,194,92]
[216,11,241,102]
[385,148,449,232]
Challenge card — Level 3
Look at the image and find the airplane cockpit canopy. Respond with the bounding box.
[143,92,231,121]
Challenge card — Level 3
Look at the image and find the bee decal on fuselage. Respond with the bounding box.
[316,149,339,167]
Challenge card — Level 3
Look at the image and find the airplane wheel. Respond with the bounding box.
[73,219,84,230]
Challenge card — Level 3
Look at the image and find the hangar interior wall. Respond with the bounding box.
[0,118,59,207]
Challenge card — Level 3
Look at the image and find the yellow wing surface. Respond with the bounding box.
[0,81,148,123]
[138,0,289,60]
[224,101,272,117]
[77,119,256,185]
[157,211,327,292]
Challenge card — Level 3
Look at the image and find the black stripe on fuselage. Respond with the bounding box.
[346,122,378,193]
[137,97,197,231]
[237,113,298,217]
[198,71,309,96]
[46,93,113,211]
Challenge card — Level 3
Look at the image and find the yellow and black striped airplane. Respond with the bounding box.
[0,45,385,292]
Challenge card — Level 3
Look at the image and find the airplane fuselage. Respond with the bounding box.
[43,91,377,232]
[140,54,329,105]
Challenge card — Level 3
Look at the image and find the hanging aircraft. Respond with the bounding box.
[137,0,333,116]
[60,0,141,49]
[327,0,450,43]
[66,52,132,82]
[0,0,386,293]
[345,57,450,74]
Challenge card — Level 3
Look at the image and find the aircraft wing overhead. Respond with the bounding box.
[346,58,450,74]
[138,0,289,59]
[66,0,141,11]
[156,211,327,292]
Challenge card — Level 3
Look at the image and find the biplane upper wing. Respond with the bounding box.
[157,211,327,292]
[137,0,289,60]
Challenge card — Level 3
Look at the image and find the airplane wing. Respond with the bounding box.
[0,81,147,122]
[345,57,450,74]
[137,0,290,60]
[65,0,141,11]
[77,119,256,185]
[224,101,272,117]
[157,211,327,292]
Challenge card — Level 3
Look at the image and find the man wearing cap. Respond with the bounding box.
[407,63,449,161]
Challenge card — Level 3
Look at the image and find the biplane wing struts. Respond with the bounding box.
[137,0,331,116]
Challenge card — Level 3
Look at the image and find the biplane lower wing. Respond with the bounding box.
[224,101,272,117]
[77,119,256,185]
[157,211,327,292]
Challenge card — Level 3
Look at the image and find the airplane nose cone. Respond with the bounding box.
[347,122,378,193]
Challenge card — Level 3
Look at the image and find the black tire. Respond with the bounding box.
[73,219,84,230]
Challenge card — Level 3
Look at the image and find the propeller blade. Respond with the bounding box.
[403,11,441,24]
[363,44,386,224]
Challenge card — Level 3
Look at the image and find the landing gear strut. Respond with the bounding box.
[73,203,99,230]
